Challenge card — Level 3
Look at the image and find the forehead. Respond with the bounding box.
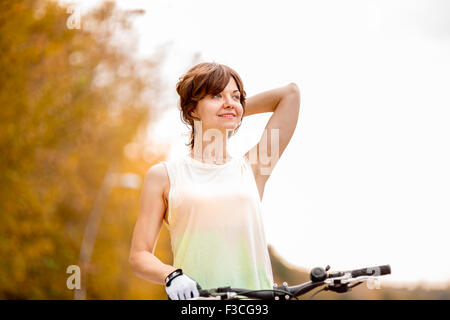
[223,77,239,92]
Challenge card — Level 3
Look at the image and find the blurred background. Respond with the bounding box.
[0,0,449,299]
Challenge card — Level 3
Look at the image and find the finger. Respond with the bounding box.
[190,284,200,298]
[169,292,178,300]
[183,288,192,300]
[188,283,199,298]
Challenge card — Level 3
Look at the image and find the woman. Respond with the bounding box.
[129,62,300,300]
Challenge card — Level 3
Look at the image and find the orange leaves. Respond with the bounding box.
[0,0,168,299]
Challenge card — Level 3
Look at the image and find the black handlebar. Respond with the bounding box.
[349,264,391,278]
[310,264,391,282]
[198,287,277,300]
[197,264,391,300]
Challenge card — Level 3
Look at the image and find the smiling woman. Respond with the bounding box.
[176,62,247,153]
[128,61,300,300]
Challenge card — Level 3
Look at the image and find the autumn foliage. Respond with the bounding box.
[0,0,171,299]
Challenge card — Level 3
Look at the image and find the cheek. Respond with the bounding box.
[197,101,217,120]
[238,105,244,118]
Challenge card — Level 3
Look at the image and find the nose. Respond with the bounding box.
[223,94,236,107]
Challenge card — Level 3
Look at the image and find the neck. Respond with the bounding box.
[191,127,232,164]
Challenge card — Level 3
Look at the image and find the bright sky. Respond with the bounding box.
[70,0,450,288]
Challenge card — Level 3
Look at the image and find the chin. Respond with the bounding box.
[214,122,238,130]
[221,125,238,132]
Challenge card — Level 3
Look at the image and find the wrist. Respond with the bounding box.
[165,268,183,287]
[161,266,177,283]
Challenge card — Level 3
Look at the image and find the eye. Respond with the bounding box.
[213,93,221,98]
[234,95,240,100]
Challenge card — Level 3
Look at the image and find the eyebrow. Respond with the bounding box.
[215,89,240,95]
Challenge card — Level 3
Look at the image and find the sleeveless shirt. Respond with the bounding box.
[161,153,274,290]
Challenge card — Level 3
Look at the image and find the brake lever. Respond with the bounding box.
[326,279,366,293]
[325,283,351,293]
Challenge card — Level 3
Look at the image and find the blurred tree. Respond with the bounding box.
[0,0,172,299]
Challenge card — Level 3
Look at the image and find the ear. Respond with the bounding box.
[190,109,199,119]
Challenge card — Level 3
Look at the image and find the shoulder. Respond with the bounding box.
[144,162,170,199]
[146,162,168,179]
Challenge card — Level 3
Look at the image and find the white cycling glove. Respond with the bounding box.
[165,269,201,300]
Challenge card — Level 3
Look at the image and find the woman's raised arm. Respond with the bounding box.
[244,83,301,179]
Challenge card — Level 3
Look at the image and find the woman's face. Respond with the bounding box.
[191,77,243,134]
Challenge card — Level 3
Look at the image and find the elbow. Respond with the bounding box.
[286,83,301,110]
[287,82,300,96]
[129,253,139,274]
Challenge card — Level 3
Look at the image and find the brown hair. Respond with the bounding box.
[176,62,247,150]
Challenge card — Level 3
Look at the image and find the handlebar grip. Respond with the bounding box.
[350,265,391,278]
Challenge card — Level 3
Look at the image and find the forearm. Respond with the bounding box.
[129,250,177,285]
[243,83,297,117]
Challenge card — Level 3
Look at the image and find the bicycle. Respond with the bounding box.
[188,264,391,300]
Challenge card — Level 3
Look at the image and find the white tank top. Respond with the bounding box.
[162,152,274,290]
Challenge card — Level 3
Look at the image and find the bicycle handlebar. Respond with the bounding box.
[193,264,391,300]
[349,264,391,278]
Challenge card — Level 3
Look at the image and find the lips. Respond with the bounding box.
[218,113,236,118]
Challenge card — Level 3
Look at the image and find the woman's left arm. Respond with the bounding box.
[243,83,301,177]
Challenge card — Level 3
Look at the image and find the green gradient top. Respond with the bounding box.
[162,154,273,290]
